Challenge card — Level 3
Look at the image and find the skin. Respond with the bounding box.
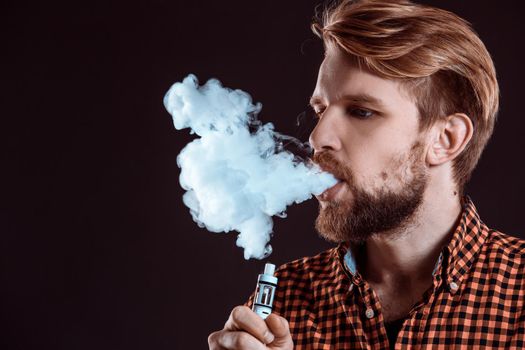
[310,46,473,320]
[208,306,293,350]
[208,45,473,348]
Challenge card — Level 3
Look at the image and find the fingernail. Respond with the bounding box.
[263,330,275,344]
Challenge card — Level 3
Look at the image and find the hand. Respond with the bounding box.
[208,305,294,350]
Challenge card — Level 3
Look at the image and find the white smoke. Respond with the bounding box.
[163,74,337,260]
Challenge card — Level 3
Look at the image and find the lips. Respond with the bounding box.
[310,156,347,201]
[317,180,345,201]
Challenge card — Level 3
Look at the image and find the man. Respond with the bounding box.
[209,0,525,349]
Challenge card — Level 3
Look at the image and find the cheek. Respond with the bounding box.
[355,145,418,192]
[383,145,426,188]
[388,157,413,185]
[348,140,406,179]
[338,118,422,187]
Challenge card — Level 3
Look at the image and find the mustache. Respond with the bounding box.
[311,152,353,183]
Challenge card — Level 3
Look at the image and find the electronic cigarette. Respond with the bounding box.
[252,263,278,319]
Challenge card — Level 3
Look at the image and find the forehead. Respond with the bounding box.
[311,47,416,110]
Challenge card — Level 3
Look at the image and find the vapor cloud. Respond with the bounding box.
[164,75,336,259]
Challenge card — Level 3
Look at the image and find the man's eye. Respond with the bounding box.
[348,108,374,119]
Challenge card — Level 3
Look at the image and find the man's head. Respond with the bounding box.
[309,0,499,243]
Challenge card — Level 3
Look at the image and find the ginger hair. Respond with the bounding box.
[312,0,499,193]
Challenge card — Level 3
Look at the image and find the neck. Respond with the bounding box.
[360,184,463,287]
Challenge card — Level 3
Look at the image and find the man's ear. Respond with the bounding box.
[426,113,474,166]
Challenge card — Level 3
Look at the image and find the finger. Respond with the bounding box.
[265,314,293,347]
[209,329,266,350]
[208,331,225,350]
[224,306,275,344]
[265,314,291,339]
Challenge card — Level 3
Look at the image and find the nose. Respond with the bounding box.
[309,108,342,153]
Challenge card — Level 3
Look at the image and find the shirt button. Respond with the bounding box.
[449,281,459,292]
[365,308,375,319]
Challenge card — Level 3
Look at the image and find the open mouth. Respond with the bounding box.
[317,180,345,201]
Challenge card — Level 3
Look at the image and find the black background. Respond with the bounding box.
[2,1,524,349]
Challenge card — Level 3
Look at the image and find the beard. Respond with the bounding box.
[313,141,428,245]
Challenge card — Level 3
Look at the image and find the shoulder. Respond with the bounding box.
[486,229,525,260]
[481,229,525,273]
[274,246,340,288]
[270,247,342,315]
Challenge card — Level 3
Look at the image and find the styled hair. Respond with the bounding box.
[312,0,499,192]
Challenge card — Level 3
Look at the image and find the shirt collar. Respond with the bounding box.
[338,195,489,291]
[442,195,489,289]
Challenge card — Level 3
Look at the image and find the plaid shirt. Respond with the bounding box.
[247,197,525,349]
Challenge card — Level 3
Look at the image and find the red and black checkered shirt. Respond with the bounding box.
[248,197,525,349]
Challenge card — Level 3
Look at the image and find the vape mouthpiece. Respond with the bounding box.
[252,263,278,319]
[264,263,275,276]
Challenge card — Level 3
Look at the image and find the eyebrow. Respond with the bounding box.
[309,93,386,109]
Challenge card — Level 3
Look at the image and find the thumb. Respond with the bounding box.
[265,314,293,349]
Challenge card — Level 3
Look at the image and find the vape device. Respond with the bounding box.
[252,263,278,319]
